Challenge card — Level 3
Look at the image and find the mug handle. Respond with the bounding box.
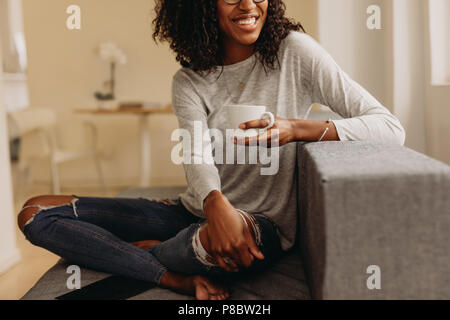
[260,112,275,130]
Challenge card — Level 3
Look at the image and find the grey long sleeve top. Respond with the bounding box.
[171,32,405,250]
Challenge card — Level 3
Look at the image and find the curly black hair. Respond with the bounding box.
[152,0,305,73]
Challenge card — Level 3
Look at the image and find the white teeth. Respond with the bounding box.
[236,17,256,25]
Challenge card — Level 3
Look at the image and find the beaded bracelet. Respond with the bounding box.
[318,118,333,142]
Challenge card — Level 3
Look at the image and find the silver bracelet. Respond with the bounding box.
[318,118,332,142]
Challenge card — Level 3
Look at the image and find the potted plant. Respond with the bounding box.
[94,42,127,109]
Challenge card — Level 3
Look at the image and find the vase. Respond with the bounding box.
[97,99,117,110]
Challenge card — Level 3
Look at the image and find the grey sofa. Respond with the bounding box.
[21,141,450,300]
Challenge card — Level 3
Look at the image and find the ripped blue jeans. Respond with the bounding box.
[20,196,283,285]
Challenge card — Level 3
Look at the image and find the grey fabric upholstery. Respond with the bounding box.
[21,251,310,300]
[21,141,450,299]
[298,141,450,299]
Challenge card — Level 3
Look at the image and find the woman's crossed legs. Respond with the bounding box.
[18,195,282,300]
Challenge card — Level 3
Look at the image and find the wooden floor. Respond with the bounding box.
[0,181,124,300]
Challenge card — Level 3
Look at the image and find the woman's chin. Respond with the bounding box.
[233,33,261,47]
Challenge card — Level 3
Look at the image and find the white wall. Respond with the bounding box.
[424,0,450,163]
[318,0,391,108]
[1,0,29,112]
[392,0,427,153]
[0,32,21,274]
[1,0,27,73]
[318,0,356,82]
[428,0,450,85]
[317,0,448,158]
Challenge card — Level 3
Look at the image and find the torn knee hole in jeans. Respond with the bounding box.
[191,210,263,267]
[192,224,218,267]
[20,197,80,228]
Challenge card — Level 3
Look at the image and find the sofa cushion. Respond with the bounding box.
[21,250,310,300]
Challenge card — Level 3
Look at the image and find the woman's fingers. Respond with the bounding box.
[227,248,242,271]
[215,255,233,272]
[234,133,267,146]
[213,245,242,272]
[216,253,240,272]
[248,240,265,261]
[237,246,254,267]
[222,249,239,271]
[224,258,239,272]
[238,231,256,267]
[234,129,280,147]
[239,118,271,130]
[243,225,265,261]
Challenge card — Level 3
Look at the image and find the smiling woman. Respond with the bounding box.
[152,0,403,293]
[18,0,405,301]
[152,0,304,72]
[217,0,269,65]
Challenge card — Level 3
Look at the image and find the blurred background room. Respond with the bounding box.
[0,0,449,299]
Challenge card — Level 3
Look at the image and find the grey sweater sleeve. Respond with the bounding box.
[304,35,406,145]
[172,71,221,204]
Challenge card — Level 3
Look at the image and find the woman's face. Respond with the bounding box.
[217,0,268,47]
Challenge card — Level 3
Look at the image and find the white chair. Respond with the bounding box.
[8,107,106,195]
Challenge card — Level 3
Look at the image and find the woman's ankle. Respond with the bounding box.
[159,271,193,294]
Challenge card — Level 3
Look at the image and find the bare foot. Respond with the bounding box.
[131,240,162,251]
[160,271,229,300]
[131,241,229,299]
[192,275,229,300]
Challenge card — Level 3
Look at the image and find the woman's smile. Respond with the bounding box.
[231,14,260,32]
[217,0,268,48]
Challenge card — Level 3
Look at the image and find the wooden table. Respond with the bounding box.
[74,105,173,187]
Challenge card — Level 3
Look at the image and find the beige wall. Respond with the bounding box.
[21,0,318,188]
[285,0,318,39]
[22,0,184,187]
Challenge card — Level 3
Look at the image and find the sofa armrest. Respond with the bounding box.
[297,141,450,299]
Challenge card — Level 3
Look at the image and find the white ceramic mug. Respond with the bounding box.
[225,105,275,137]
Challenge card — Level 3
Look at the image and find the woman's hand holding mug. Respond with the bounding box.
[234,116,296,147]
[225,105,295,147]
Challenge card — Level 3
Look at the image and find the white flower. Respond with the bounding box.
[97,42,127,64]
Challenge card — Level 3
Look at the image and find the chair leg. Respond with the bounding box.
[50,159,61,195]
[18,162,33,196]
[14,162,32,202]
[93,154,107,196]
